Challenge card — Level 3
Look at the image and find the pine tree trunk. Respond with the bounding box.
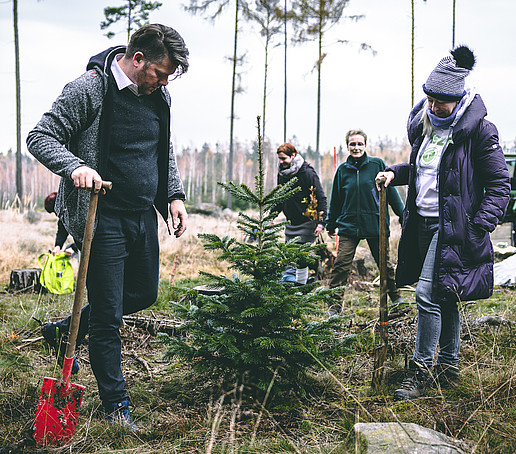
[262,30,270,141]
[14,0,23,210]
[315,22,322,173]
[228,0,240,210]
[127,0,133,42]
[451,0,456,47]
[211,151,216,203]
[283,0,288,142]
[411,0,415,107]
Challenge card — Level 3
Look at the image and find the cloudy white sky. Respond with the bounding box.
[1,0,515,157]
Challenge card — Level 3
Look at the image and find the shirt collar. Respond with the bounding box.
[110,54,140,96]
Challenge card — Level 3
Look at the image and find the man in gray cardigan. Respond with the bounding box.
[27,24,189,430]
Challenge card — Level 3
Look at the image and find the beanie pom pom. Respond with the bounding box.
[451,45,475,70]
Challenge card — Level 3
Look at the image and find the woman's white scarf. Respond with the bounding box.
[278,154,304,176]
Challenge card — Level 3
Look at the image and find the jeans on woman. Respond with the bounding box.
[282,221,316,284]
[413,216,461,368]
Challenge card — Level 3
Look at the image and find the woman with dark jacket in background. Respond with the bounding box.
[275,142,327,285]
[44,192,79,257]
[326,129,405,308]
[377,46,510,400]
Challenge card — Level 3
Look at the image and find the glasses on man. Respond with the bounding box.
[154,69,182,83]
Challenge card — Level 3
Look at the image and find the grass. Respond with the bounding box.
[0,210,515,452]
[1,286,514,453]
[0,210,239,284]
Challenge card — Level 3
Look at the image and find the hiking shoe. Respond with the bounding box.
[391,296,406,306]
[41,322,80,374]
[104,400,139,432]
[326,304,341,317]
[431,363,460,387]
[281,276,297,284]
[394,360,430,401]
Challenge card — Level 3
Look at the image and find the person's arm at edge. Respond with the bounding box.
[325,167,341,238]
[168,143,188,237]
[310,168,327,236]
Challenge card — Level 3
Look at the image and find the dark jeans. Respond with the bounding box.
[413,216,460,367]
[330,235,401,302]
[58,208,159,407]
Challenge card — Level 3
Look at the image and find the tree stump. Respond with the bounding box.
[8,268,46,293]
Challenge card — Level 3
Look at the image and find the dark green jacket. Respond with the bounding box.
[326,153,404,238]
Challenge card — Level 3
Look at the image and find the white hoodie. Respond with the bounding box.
[415,88,476,217]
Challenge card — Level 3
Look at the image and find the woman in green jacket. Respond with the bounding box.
[326,129,405,306]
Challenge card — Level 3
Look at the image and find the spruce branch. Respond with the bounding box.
[161,115,346,393]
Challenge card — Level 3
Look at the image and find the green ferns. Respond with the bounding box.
[161,118,343,390]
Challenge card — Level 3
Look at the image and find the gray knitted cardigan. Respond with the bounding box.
[27,46,185,243]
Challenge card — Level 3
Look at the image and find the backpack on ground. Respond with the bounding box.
[38,252,75,295]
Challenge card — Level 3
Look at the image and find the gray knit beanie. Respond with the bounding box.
[423,45,476,101]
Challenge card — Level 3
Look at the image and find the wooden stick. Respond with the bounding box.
[62,181,112,385]
[372,178,388,389]
[170,254,179,286]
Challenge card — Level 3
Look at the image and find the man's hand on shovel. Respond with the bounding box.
[71,166,106,194]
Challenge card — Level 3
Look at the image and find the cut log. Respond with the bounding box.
[194,284,224,295]
[8,268,46,293]
[122,314,183,337]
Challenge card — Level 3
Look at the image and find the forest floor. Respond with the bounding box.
[0,210,515,453]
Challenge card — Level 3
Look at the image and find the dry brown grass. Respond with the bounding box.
[0,210,57,283]
[1,207,516,453]
[0,209,245,285]
[0,202,404,286]
[158,211,241,280]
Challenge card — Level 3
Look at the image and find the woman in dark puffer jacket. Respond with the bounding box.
[377,46,510,400]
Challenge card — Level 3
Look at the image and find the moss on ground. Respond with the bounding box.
[0,283,515,452]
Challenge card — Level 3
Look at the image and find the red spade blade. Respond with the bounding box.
[33,377,85,446]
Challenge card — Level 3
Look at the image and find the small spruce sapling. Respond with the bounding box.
[161,117,343,391]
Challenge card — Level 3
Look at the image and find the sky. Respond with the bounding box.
[1,0,516,157]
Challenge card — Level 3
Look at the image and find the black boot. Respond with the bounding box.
[41,322,80,374]
[394,360,430,401]
[431,363,460,387]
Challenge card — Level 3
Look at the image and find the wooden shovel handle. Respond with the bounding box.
[378,181,388,336]
[372,180,388,389]
[375,174,387,185]
[62,181,111,385]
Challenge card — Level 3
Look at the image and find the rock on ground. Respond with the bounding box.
[354,422,474,453]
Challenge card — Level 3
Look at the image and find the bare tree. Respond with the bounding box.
[183,0,248,209]
[291,0,373,172]
[13,0,22,209]
[411,0,427,107]
[411,0,414,107]
[278,0,298,143]
[246,0,283,141]
[282,0,289,142]
[452,0,456,47]
[101,0,163,41]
